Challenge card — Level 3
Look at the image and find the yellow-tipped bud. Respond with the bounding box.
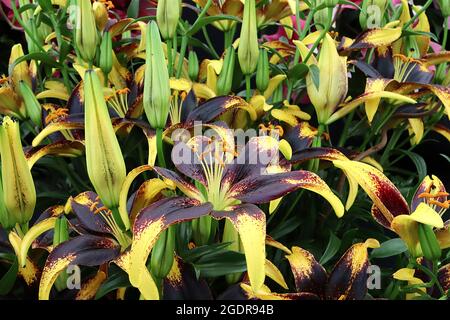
[75,0,99,62]
[0,117,36,229]
[84,69,126,209]
[156,0,181,40]
[9,44,32,92]
[143,21,171,129]
[238,0,259,75]
[295,34,348,124]
[93,1,109,32]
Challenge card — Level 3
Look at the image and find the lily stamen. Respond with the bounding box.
[106,87,130,117]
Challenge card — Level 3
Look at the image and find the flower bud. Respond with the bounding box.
[0,117,36,229]
[418,223,441,260]
[93,1,109,32]
[75,0,99,63]
[18,80,42,127]
[256,48,269,92]
[143,21,171,129]
[84,69,126,209]
[150,226,175,279]
[216,46,236,96]
[238,0,259,75]
[99,31,113,77]
[439,0,450,17]
[156,0,181,40]
[188,50,199,81]
[9,44,32,92]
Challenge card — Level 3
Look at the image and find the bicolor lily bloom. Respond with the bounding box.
[123,126,344,299]
[222,237,380,300]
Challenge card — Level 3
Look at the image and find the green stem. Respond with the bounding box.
[202,27,220,59]
[167,39,173,76]
[307,123,325,172]
[156,128,166,168]
[303,7,333,64]
[338,110,354,147]
[245,74,251,102]
[176,35,188,79]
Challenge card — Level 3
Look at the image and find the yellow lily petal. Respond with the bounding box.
[265,259,288,289]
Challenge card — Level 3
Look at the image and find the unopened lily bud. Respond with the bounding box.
[217,46,236,95]
[75,0,98,62]
[156,0,181,40]
[18,81,41,127]
[9,44,32,92]
[99,31,113,77]
[238,0,259,75]
[84,69,126,209]
[143,21,171,129]
[93,1,109,32]
[150,226,175,279]
[256,49,269,92]
[313,0,337,30]
[360,0,388,30]
[439,0,450,17]
[0,117,36,229]
[188,50,199,81]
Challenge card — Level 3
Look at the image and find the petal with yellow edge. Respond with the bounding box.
[129,197,212,299]
[39,235,120,300]
[25,140,85,169]
[212,204,266,294]
[286,246,327,296]
[326,239,380,300]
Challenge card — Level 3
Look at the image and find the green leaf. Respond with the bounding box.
[192,251,247,278]
[9,52,60,76]
[402,30,439,43]
[127,0,140,19]
[396,150,427,182]
[288,63,309,81]
[309,64,320,90]
[187,15,241,36]
[319,232,341,265]
[95,267,130,299]
[0,257,18,295]
[371,238,407,258]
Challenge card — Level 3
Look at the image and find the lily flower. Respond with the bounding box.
[223,237,381,300]
[124,125,344,298]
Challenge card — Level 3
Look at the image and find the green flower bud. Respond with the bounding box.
[439,0,450,17]
[18,80,42,127]
[84,69,126,210]
[150,226,175,279]
[217,46,236,96]
[75,0,98,63]
[0,117,36,229]
[156,0,181,40]
[418,223,441,261]
[143,21,171,129]
[99,31,113,77]
[188,50,199,81]
[256,49,269,93]
[238,0,259,75]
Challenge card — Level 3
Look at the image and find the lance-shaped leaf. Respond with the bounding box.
[333,159,410,226]
[163,255,213,300]
[84,69,127,209]
[25,140,85,169]
[325,239,380,300]
[212,204,266,293]
[129,197,212,299]
[39,235,120,300]
[229,170,344,218]
[286,246,328,297]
